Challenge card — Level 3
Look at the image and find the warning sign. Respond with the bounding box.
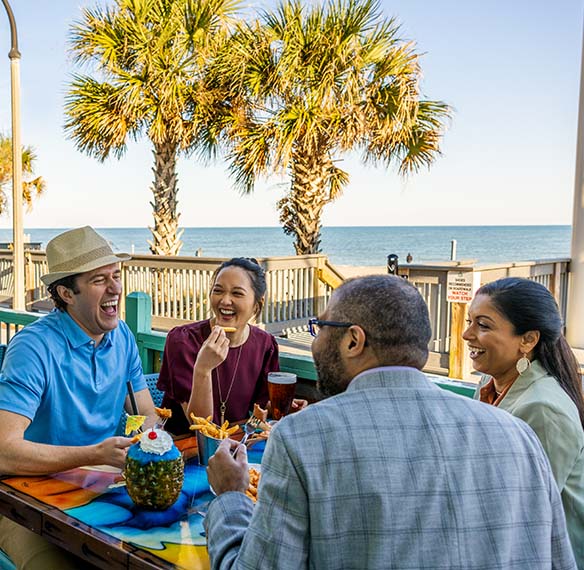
[446,271,475,303]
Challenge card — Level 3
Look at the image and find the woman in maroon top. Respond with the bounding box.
[158,257,305,435]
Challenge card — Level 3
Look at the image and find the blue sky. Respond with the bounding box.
[0,0,581,228]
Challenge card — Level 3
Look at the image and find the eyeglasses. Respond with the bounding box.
[308,317,353,337]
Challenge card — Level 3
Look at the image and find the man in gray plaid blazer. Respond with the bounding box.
[206,275,576,569]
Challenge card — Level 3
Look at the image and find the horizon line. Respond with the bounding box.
[0,223,573,230]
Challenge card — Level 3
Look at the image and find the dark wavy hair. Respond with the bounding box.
[47,274,80,312]
[478,277,584,429]
[332,275,431,369]
[212,257,266,317]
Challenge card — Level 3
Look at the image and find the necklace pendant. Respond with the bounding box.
[216,346,243,427]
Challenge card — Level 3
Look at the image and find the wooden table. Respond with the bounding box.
[0,437,265,570]
[0,477,177,569]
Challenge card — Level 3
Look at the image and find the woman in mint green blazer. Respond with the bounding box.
[463,277,584,568]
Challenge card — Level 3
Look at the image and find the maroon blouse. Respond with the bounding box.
[157,320,279,435]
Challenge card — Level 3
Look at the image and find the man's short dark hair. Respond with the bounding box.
[47,274,80,311]
[331,275,431,369]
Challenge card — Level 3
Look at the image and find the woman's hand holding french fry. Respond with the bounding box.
[194,326,230,374]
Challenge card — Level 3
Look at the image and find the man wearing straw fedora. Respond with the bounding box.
[0,226,155,569]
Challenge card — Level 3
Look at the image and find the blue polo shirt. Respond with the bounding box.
[0,310,146,446]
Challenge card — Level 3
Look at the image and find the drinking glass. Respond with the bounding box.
[267,372,297,420]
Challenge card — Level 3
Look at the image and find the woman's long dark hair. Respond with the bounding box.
[478,277,584,429]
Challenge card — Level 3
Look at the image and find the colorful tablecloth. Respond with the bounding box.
[2,439,265,570]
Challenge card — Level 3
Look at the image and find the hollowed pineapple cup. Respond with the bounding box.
[124,455,184,510]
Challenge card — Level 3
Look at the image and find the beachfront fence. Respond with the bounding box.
[0,250,340,335]
[398,259,570,378]
[122,254,341,333]
[0,293,477,402]
[0,249,570,379]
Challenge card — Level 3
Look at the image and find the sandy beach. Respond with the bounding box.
[336,265,386,278]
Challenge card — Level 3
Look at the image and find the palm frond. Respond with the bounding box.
[22,177,46,212]
[0,134,46,215]
[215,0,450,253]
[64,75,139,160]
[326,161,349,201]
[66,0,241,160]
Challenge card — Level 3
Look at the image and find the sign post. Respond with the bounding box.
[446,271,475,303]
[446,271,481,380]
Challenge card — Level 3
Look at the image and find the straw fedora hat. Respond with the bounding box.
[41,226,131,286]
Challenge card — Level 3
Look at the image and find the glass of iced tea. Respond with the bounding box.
[268,372,297,420]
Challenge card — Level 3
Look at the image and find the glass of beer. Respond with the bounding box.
[268,372,297,420]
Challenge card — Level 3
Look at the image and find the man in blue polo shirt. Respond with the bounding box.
[0,226,156,569]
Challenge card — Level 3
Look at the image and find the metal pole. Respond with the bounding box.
[450,239,457,261]
[567,18,584,349]
[1,0,24,310]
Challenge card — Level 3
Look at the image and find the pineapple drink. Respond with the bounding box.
[125,428,184,510]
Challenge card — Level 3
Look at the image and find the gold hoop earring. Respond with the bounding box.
[516,353,531,375]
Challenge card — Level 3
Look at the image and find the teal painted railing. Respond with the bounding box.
[0,308,41,344]
[126,292,166,374]
[0,292,476,399]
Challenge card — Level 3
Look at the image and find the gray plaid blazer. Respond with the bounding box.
[206,367,576,569]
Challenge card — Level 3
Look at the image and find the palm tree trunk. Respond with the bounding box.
[148,142,183,255]
[278,153,329,255]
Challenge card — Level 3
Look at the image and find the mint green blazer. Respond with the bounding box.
[475,360,584,568]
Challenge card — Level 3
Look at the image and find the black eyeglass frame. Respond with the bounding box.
[308,317,353,337]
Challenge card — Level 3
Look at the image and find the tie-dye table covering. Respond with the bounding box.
[1,438,265,570]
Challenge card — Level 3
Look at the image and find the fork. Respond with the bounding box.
[156,416,169,430]
[232,416,261,457]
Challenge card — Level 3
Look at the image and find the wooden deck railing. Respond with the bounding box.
[398,258,570,377]
[0,292,477,399]
[0,250,335,335]
[0,249,570,379]
[122,254,335,334]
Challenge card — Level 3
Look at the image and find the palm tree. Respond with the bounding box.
[0,134,45,215]
[214,0,451,254]
[64,0,239,255]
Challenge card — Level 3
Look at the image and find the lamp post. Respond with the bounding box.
[1,0,24,310]
[566,16,584,354]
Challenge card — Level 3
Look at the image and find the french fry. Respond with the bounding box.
[154,407,172,419]
[246,467,261,502]
[206,425,219,438]
[221,326,237,333]
[189,414,240,440]
[190,414,208,424]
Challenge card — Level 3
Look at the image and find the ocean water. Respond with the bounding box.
[0,225,571,266]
